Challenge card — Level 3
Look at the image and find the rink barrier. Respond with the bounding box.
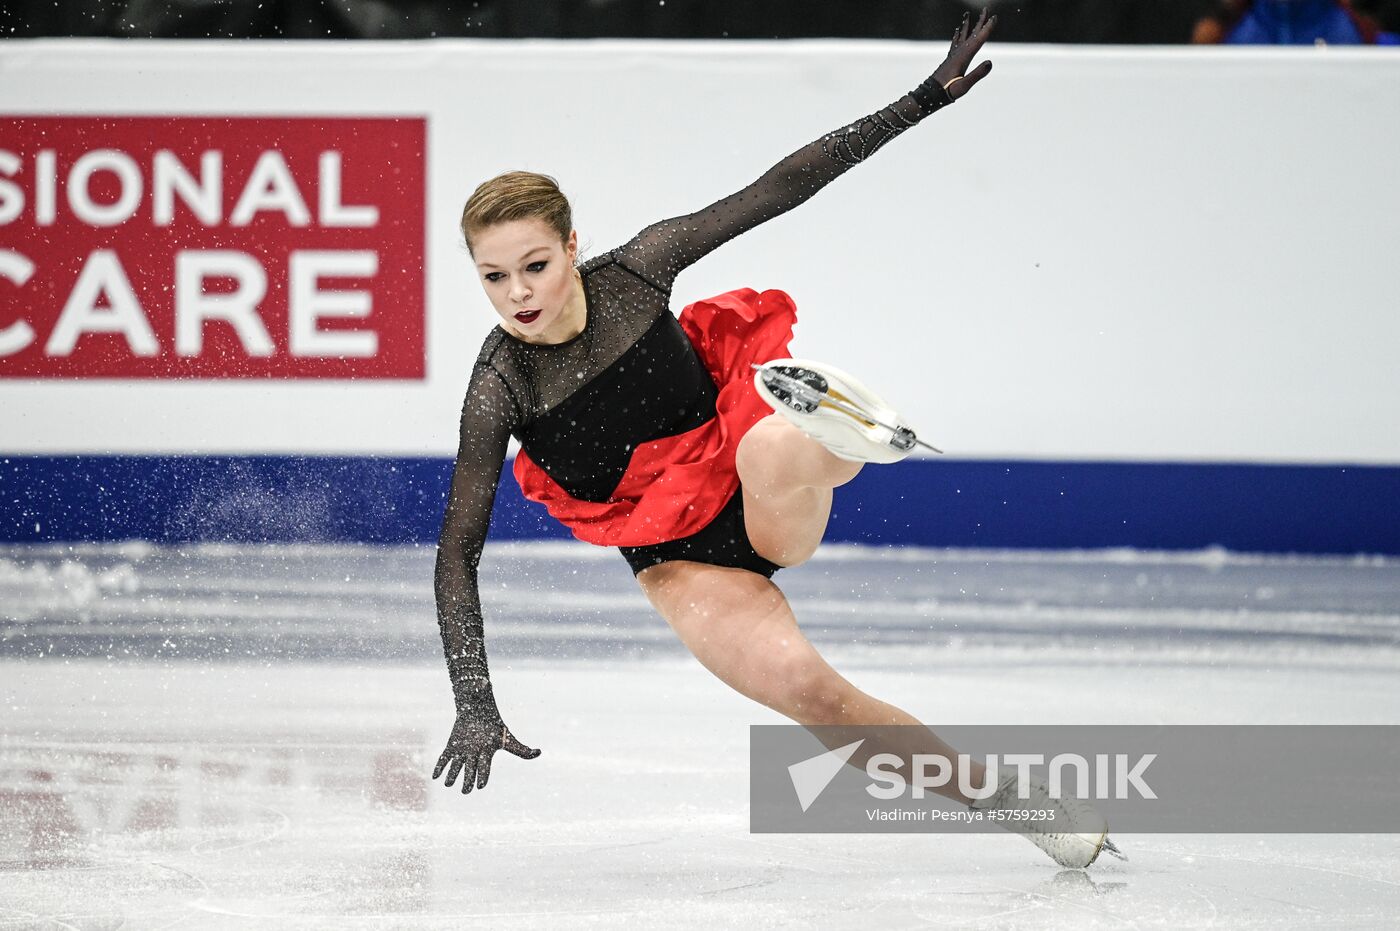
[3,455,1398,554]
[5,46,1400,467]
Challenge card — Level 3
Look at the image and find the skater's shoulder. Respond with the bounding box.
[576,250,614,278]
[470,329,534,409]
[474,326,510,365]
[610,248,671,296]
[473,327,529,380]
[572,244,670,300]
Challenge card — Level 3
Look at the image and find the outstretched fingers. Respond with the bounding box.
[433,726,539,795]
[952,9,990,50]
[954,12,995,65]
[941,9,996,100]
[474,751,493,791]
[440,755,465,787]
[459,754,482,793]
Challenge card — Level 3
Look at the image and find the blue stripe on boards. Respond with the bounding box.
[823,459,1400,554]
[2,455,1397,554]
[0,455,565,546]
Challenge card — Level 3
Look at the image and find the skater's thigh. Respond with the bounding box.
[636,560,844,710]
[737,414,860,568]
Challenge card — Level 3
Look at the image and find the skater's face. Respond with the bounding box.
[472,218,583,345]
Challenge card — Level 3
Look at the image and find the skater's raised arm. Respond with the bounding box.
[617,10,996,292]
[433,361,540,793]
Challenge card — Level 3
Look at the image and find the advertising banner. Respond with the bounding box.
[0,116,425,379]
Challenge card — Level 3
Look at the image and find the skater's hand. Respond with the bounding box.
[928,9,996,101]
[433,707,540,794]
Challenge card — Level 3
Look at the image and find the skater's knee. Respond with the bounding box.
[770,662,857,724]
[736,416,791,490]
[738,416,862,492]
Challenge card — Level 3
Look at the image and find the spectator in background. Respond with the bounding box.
[1193,0,1400,44]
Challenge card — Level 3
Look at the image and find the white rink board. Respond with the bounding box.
[2,41,1398,464]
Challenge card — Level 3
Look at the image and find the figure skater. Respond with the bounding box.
[432,11,1119,868]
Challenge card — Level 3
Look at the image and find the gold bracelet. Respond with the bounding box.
[943,75,966,93]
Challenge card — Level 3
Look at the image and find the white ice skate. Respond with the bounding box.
[971,770,1127,869]
[751,359,940,464]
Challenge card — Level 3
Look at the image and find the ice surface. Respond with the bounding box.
[2,542,1399,928]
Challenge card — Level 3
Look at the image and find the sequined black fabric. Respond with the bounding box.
[435,83,953,706]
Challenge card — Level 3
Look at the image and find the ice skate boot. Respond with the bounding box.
[970,769,1126,869]
[751,358,939,464]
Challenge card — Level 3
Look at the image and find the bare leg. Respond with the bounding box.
[737,413,863,567]
[636,561,987,805]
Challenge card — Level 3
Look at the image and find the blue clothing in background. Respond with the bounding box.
[1226,0,1398,44]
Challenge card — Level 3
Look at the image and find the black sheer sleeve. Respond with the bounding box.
[435,359,521,715]
[615,84,954,292]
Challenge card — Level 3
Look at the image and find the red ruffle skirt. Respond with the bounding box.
[512,287,797,547]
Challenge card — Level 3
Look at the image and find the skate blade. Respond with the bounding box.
[751,363,943,455]
[1100,837,1128,862]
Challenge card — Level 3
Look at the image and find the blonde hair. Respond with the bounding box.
[460,171,572,255]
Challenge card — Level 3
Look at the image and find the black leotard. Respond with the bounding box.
[436,82,953,706]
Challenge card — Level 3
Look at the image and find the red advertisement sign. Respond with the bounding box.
[0,116,425,378]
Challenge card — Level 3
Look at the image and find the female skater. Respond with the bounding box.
[433,12,1116,868]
